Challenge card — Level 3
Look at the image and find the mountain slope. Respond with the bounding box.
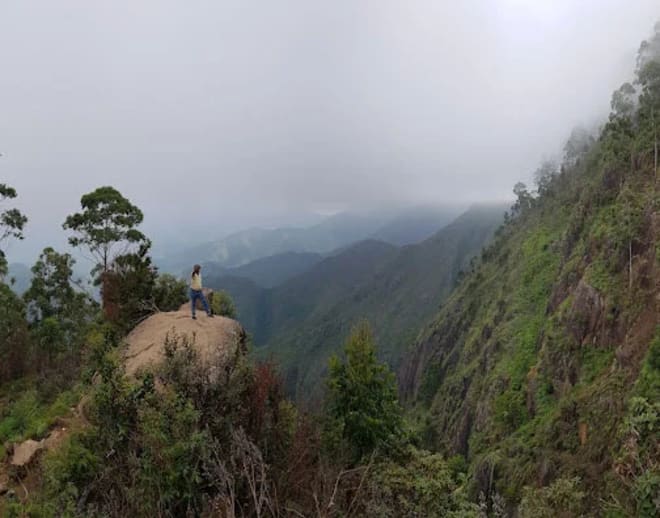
[227,251,322,288]
[199,251,323,289]
[208,205,504,399]
[160,211,396,272]
[159,205,462,274]
[400,77,660,514]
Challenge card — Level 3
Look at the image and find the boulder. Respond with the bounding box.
[123,304,245,377]
[10,439,44,467]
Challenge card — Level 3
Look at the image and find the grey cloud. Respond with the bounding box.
[1,0,658,262]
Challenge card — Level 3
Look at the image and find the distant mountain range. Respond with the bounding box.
[157,205,463,274]
[205,204,506,399]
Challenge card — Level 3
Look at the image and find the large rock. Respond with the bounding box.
[123,304,245,377]
[10,440,44,467]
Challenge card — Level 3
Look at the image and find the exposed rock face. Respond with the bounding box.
[7,426,69,469]
[567,279,605,346]
[10,440,44,468]
[123,303,245,377]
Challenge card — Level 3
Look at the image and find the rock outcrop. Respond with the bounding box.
[124,303,246,376]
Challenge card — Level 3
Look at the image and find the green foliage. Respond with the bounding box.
[0,182,28,244]
[518,476,586,518]
[0,389,79,445]
[106,242,158,331]
[633,469,660,518]
[211,289,237,318]
[0,282,30,383]
[153,273,187,311]
[494,388,528,433]
[62,186,147,278]
[636,328,660,401]
[406,25,660,513]
[23,248,96,358]
[324,321,404,463]
[36,332,297,516]
[360,447,480,517]
[24,248,87,321]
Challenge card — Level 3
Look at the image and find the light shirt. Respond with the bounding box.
[191,273,202,290]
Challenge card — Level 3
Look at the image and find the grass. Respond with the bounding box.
[0,387,81,458]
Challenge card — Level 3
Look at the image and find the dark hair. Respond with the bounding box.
[192,264,201,278]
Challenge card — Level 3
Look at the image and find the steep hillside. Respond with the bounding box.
[209,205,504,400]
[400,34,660,513]
[207,239,400,344]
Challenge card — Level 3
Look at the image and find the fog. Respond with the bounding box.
[1,0,658,262]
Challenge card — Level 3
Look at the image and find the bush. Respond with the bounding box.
[518,476,586,518]
[39,332,296,516]
[211,289,237,318]
[359,447,480,517]
[153,273,187,311]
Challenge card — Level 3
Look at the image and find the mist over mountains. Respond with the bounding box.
[157,204,463,274]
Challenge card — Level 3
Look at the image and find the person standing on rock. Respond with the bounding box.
[190,264,213,319]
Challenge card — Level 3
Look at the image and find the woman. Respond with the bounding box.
[190,264,213,319]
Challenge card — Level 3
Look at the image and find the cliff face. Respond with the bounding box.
[400,156,660,510]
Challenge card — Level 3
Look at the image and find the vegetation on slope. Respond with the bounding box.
[402,23,660,516]
[0,186,476,517]
[208,205,504,400]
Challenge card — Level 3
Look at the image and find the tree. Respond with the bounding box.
[611,83,637,120]
[533,160,559,195]
[512,182,533,216]
[638,61,660,180]
[0,183,28,243]
[614,186,646,290]
[63,186,147,307]
[603,83,638,173]
[563,126,595,168]
[0,183,28,277]
[24,247,81,321]
[105,243,158,330]
[23,247,96,362]
[0,282,29,383]
[324,321,404,463]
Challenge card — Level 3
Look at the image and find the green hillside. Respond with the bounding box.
[400,24,660,515]
[208,205,504,400]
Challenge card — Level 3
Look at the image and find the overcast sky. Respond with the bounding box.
[1,0,659,262]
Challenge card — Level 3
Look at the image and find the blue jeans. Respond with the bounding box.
[190,289,211,317]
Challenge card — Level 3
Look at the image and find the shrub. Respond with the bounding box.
[153,273,187,311]
[211,289,237,318]
[518,476,586,518]
[359,447,479,517]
